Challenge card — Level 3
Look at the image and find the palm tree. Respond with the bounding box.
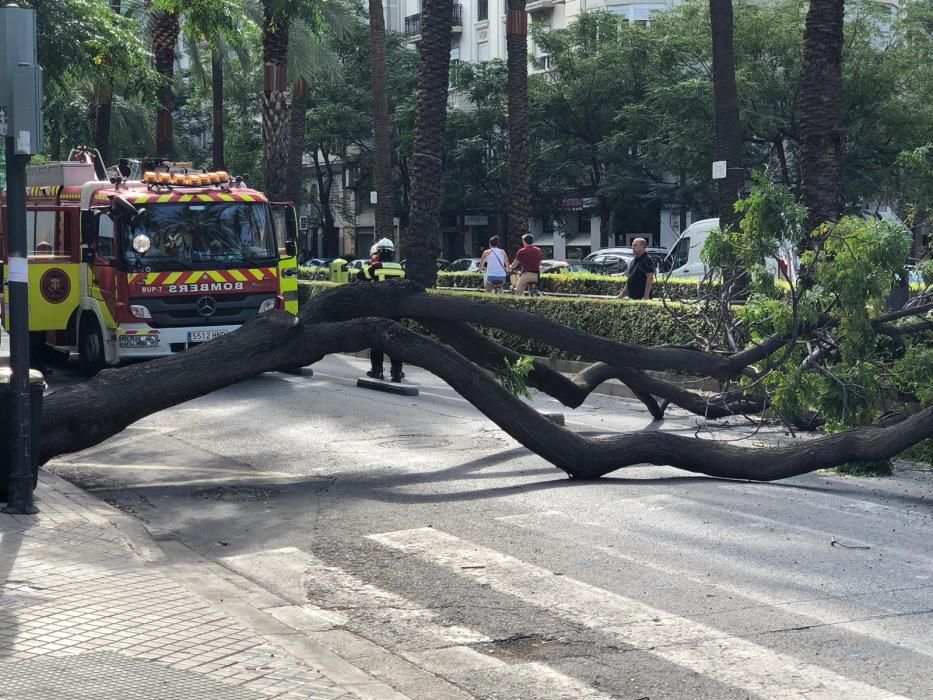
[403,0,453,287]
[94,0,122,166]
[369,0,394,243]
[506,0,529,252]
[799,0,845,234]
[148,3,181,159]
[260,1,291,200]
[182,30,251,171]
[709,0,743,232]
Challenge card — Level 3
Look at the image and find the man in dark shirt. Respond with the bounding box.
[623,237,656,300]
[509,234,543,294]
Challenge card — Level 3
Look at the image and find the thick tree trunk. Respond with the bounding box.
[261,3,290,200]
[369,0,395,242]
[212,47,226,171]
[507,0,530,243]
[93,94,113,166]
[150,8,180,160]
[93,0,121,166]
[286,77,308,207]
[709,0,744,232]
[403,0,453,288]
[799,0,846,234]
[38,283,933,481]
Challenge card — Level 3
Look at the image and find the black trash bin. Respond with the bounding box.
[0,367,45,502]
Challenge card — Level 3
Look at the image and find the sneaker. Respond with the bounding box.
[366,370,384,381]
[390,372,405,383]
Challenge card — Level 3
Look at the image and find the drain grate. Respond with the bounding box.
[190,485,280,502]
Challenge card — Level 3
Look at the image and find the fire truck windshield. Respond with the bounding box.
[123,202,278,268]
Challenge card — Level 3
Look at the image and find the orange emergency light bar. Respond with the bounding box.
[142,170,232,187]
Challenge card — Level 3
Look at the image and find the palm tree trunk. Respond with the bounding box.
[286,77,308,206]
[369,0,394,242]
[150,7,180,160]
[506,0,530,245]
[799,0,845,234]
[709,0,743,232]
[403,0,453,287]
[212,46,226,171]
[94,0,121,166]
[261,2,290,200]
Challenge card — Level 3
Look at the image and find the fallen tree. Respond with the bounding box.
[39,278,933,481]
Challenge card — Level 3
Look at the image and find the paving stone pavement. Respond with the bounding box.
[0,471,363,700]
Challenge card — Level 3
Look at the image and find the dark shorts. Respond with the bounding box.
[486,276,507,285]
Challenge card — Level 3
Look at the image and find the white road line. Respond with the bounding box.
[369,527,910,700]
[221,547,611,698]
[495,509,933,659]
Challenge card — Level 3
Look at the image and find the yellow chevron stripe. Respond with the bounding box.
[157,194,173,203]
[179,194,194,202]
[135,195,150,204]
[267,267,278,277]
[198,194,214,202]
[185,272,202,284]
[218,194,235,202]
[229,270,248,282]
[207,270,226,282]
[145,273,160,285]
[239,194,256,202]
[165,272,183,284]
[249,268,265,281]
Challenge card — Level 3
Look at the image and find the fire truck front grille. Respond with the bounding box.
[133,293,273,327]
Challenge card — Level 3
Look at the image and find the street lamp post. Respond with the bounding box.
[1,2,43,514]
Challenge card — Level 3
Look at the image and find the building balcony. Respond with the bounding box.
[405,5,464,38]
[525,0,555,12]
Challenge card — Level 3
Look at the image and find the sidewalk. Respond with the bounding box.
[0,470,411,700]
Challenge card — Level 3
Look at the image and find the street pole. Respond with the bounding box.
[3,135,36,514]
[1,2,42,514]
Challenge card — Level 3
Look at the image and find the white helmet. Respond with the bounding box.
[370,238,395,256]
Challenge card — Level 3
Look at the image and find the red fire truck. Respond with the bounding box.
[0,150,299,374]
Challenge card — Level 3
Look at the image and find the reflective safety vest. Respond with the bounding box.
[363,261,405,282]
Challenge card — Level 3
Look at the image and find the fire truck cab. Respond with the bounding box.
[0,153,299,374]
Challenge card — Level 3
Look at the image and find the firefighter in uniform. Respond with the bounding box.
[359,238,406,382]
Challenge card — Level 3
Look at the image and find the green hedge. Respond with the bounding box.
[436,271,712,299]
[298,281,713,359]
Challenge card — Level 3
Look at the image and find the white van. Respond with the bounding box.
[661,218,797,282]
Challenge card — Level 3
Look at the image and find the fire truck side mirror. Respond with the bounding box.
[285,240,297,257]
[82,247,96,264]
[110,195,138,221]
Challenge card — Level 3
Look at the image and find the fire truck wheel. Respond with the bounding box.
[78,316,105,376]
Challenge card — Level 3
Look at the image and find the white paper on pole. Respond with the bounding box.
[712,160,727,180]
[7,257,28,283]
[16,130,31,154]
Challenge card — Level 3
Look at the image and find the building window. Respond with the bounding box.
[477,40,490,62]
[449,47,460,88]
[477,0,488,21]
[578,216,591,234]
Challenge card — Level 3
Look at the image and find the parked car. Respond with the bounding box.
[583,248,634,275]
[301,257,336,268]
[347,258,370,271]
[402,258,451,270]
[567,260,615,275]
[540,259,570,274]
[445,257,483,273]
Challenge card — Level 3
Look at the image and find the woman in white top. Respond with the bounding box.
[479,236,511,292]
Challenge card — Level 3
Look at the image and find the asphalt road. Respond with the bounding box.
[5,331,933,699]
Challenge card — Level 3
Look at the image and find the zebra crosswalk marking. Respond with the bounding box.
[369,527,909,700]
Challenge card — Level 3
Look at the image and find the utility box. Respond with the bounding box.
[0,4,43,154]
